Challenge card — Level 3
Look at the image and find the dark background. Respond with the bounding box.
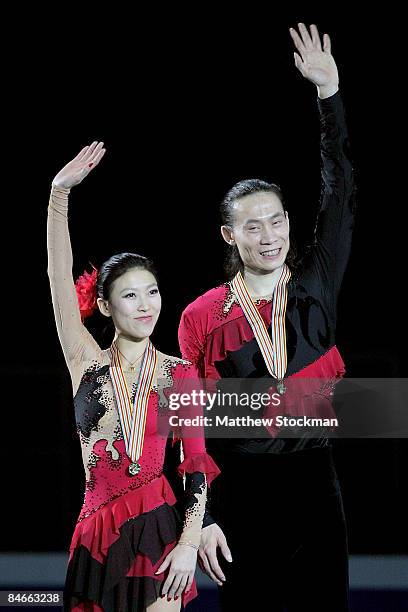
[1,8,406,556]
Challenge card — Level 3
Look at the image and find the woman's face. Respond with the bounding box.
[99,267,161,340]
[221,191,290,274]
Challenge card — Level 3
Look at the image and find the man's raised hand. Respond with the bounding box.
[289,23,339,99]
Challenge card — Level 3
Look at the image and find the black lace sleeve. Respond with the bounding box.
[177,471,207,547]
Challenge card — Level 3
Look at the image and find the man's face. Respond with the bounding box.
[222,191,290,274]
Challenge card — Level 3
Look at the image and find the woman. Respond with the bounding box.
[178,24,355,611]
[47,142,220,611]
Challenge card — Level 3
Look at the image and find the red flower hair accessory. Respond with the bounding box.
[75,263,98,321]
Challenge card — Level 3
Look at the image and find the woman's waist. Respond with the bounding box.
[78,471,176,523]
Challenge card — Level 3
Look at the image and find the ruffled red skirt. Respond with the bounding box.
[63,474,198,611]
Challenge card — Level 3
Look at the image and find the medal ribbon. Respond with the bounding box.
[109,340,157,464]
[230,264,291,381]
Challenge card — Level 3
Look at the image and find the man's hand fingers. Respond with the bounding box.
[206,548,226,582]
[289,27,306,59]
[219,537,233,562]
[293,52,307,76]
[198,551,223,586]
[323,33,331,54]
[298,22,314,49]
[310,24,322,50]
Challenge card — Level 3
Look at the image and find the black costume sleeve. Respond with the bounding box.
[301,90,357,327]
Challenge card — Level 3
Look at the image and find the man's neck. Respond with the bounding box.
[243,265,283,298]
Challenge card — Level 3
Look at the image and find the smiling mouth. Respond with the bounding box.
[260,248,281,257]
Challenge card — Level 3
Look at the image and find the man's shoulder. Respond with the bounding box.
[182,283,230,318]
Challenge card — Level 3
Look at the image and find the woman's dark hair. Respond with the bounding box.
[220,178,297,279]
[96,252,158,301]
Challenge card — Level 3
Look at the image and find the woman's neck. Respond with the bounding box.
[243,265,283,298]
[113,334,149,363]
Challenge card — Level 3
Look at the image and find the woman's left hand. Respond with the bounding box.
[155,543,197,600]
[289,23,339,98]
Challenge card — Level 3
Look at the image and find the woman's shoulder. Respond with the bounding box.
[157,351,192,367]
[157,351,200,378]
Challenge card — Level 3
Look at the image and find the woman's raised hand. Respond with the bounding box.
[289,23,339,98]
[52,141,106,189]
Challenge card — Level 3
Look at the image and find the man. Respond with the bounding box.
[179,23,355,611]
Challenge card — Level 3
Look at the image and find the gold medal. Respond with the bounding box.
[128,462,141,476]
[277,379,286,395]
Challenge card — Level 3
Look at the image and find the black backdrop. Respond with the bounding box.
[1,9,406,555]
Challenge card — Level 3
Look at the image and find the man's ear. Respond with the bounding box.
[221,225,235,245]
[97,297,111,318]
[284,210,290,232]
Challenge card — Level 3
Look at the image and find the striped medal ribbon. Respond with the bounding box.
[109,340,157,476]
[230,264,291,394]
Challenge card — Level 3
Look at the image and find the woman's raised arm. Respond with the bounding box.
[47,142,106,389]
